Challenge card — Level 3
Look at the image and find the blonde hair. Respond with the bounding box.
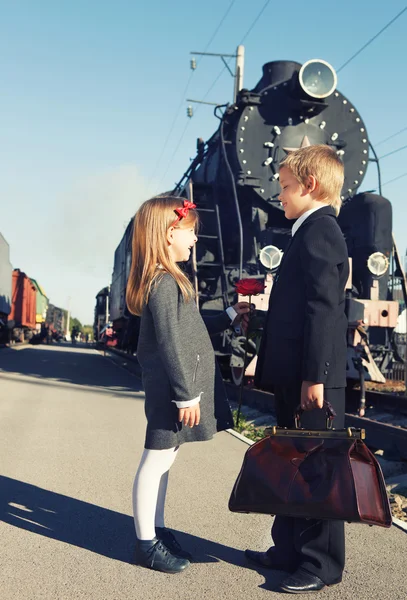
[126,195,198,316]
[279,145,344,215]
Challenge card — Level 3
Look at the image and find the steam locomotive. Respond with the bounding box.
[105,58,406,386]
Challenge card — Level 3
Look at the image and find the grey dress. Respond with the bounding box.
[137,272,234,450]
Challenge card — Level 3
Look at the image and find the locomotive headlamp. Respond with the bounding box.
[367,252,389,277]
[299,59,337,99]
[259,245,283,272]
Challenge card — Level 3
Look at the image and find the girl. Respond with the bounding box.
[126,195,249,574]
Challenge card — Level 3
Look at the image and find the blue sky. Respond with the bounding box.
[1,0,407,324]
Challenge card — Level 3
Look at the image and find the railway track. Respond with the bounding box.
[225,383,407,460]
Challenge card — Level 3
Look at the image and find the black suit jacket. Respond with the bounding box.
[255,206,349,389]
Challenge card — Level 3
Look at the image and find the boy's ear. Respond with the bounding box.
[307,175,317,193]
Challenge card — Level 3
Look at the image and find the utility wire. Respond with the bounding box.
[382,171,407,187]
[379,144,407,159]
[146,0,238,194]
[152,68,225,193]
[201,0,274,98]
[240,0,273,43]
[337,6,407,72]
[375,126,407,147]
[154,0,274,193]
[196,0,274,107]
[154,120,191,193]
[152,54,230,194]
[154,3,405,193]
[146,72,194,193]
[152,65,227,193]
[203,0,238,50]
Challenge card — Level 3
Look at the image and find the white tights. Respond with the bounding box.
[132,446,179,541]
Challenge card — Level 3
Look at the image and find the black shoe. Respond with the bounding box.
[279,568,332,593]
[244,549,297,573]
[135,537,190,574]
[156,527,193,560]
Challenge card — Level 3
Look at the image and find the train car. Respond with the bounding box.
[9,269,37,341]
[94,287,110,342]
[109,220,133,345]
[0,233,13,344]
[45,304,66,336]
[108,220,142,353]
[30,279,49,331]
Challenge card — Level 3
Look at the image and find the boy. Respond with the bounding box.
[247,145,349,594]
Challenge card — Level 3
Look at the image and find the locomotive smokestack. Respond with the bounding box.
[254,61,300,92]
[254,59,337,101]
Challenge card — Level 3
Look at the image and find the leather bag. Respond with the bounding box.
[229,403,392,527]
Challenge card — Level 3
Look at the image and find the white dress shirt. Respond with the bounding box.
[291,204,328,237]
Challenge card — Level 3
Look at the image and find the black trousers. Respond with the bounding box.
[270,384,345,585]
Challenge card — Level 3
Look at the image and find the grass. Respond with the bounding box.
[231,409,267,443]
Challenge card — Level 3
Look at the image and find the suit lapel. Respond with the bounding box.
[271,206,336,290]
[273,234,295,283]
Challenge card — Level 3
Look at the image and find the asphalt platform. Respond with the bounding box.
[0,344,405,599]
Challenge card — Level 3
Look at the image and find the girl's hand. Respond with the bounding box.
[179,404,201,427]
[232,301,251,331]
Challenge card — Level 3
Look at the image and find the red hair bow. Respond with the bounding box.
[172,200,197,225]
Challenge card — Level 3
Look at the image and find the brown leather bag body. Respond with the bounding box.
[229,408,392,528]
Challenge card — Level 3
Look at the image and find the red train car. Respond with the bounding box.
[9,269,36,340]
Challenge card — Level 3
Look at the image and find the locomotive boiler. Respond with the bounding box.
[108,58,406,385]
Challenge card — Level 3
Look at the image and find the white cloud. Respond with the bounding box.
[56,164,149,272]
[45,164,155,323]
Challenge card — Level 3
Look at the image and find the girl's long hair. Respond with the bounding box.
[126,195,198,316]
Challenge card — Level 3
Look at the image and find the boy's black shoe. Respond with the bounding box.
[135,537,190,573]
[278,568,338,593]
[245,549,297,573]
[155,527,193,560]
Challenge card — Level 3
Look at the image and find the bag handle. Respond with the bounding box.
[294,401,337,430]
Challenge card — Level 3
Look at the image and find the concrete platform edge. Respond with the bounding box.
[392,516,407,532]
[226,428,254,446]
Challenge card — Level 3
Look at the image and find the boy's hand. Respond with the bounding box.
[179,404,201,427]
[231,301,251,331]
[301,381,324,411]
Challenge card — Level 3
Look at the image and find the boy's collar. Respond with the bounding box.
[291,204,332,237]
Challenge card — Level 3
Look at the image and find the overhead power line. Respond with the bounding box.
[379,144,407,159]
[154,0,274,193]
[337,6,407,72]
[146,72,194,193]
[201,0,274,98]
[240,0,273,43]
[154,120,191,194]
[375,125,407,147]
[146,0,238,194]
[382,171,407,187]
[203,0,238,50]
